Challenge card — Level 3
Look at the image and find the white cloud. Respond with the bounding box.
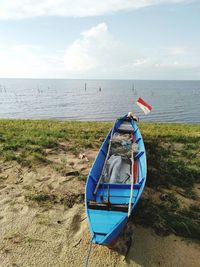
[0,0,192,20]
[64,23,108,72]
[64,23,124,72]
[169,47,187,55]
[0,45,64,78]
[64,23,200,79]
[64,23,143,76]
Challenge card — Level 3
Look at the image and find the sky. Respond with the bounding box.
[0,0,199,80]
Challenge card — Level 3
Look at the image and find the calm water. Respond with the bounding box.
[0,79,199,123]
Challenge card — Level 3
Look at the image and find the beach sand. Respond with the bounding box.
[0,149,199,267]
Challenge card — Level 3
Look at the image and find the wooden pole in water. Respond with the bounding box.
[85,82,87,91]
[132,82,134,92]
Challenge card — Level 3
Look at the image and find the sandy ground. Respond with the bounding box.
[0,149,199,267]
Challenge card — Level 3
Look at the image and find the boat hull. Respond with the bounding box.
[85,114,147,246]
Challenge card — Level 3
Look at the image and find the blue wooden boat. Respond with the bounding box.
[85,114,147,246]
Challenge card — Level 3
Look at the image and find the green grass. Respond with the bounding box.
[133,197,200,241]
[26,192,85,208]
[140,123,200,190]
[0,119,199,241]
[0,119,111,166]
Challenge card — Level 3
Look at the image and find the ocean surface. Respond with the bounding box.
[0,79,199,123]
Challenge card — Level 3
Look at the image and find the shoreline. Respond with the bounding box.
[0,118,200,125]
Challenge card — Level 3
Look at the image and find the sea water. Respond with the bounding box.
[0,79,199,123]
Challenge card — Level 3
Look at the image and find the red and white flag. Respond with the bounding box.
[136,97,152,115]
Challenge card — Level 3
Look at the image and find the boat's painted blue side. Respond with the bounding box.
[85,114,147,246]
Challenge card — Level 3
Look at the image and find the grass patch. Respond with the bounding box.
[180,205,200,222]
[30,194,51,202]
[133,197,200,241]
[27,192,85,209]
[143,124,200,190]
[160,192,180,211]
[183,188,198,200]
[0,119,110,165]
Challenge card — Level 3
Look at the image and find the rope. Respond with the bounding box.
[84,235,94,267]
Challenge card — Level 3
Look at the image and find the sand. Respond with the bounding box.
[0,149,199,267]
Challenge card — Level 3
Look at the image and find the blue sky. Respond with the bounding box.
[0,0,199,79]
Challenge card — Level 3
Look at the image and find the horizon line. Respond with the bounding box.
[0,77,200,81]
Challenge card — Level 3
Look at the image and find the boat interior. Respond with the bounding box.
[88,120,144,212]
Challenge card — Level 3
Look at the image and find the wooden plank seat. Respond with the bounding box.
[88,201,130,212]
